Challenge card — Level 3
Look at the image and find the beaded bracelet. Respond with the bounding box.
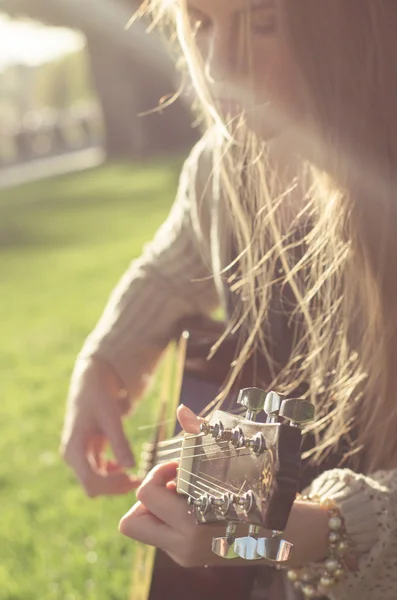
[287,496,351,599]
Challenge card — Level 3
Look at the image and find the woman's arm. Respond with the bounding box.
[297,467,397,600]
[80,132,220,396]
[61,134,220,496]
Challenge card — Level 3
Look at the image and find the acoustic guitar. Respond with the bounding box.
[129,318,314,600]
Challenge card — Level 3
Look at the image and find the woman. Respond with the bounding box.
[62,1,397,598]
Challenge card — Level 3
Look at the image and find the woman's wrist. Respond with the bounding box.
[285,500,329,566]
[286,496,357,598]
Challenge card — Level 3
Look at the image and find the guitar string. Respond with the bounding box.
[143,444,253,466]
[137,418,175,432]
[158,439,230,452]
[178,476,222,498]
[155,432,207,449]
[154,439,230,458]
[152,447,245,464]
[149,422,264,452]
[155,440,229,454]
[177,470,257,500]
[158,437,250,457]
[177,475,237,500]
[141,449,259,504]
[140,438,213,459]
[150,424,272,453]
[141,433,203,454]
[138,452,231,497]
[143,466,262,505]
[140,460,261,499]
[194,468,241,492]
[156,428,237,449]
[154,438,184,449]
[178,466,238,495]
[175,448,251,461]
[200,451,252,463]
[177,475,213,496]
[150,444,232,464]
[185,471,227,492]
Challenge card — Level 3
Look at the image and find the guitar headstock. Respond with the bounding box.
[176,388,314,563]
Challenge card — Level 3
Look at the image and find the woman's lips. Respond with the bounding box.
[216,98,244,118]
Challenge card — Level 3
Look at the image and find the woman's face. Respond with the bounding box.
[183,0,307,139]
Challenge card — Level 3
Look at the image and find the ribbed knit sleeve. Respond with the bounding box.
[305,468,397,599]
[79,134,220,394]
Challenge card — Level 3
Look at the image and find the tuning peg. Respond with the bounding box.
[244,432,266,454]
[187,493,212,515]
[212,522,238,559]
[264,391,285,422]
[188,492,236,517]
[256,532,294,562]
[211,493,235,515]
[279,398,315,427]
[237,387,267,421]
[233,490,255,514]
[200,419,226,441]
[230,426,245,448]
[234,525,263,561]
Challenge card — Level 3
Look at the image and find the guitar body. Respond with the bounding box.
[130,318,292,600]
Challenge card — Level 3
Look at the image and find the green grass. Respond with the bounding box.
[0,160,182,600]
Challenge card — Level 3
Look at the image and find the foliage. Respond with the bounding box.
[0,159,181,599]
[34,48,95,110]
[0,4,197,158]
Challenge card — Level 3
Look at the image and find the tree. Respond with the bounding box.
[0,0,198,158]
[35,49,95,111]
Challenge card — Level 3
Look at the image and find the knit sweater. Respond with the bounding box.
[80,131,397,599]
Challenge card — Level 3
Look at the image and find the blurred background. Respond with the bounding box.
[0,1,198,598]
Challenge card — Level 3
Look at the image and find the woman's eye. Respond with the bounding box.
[251,13,277,36]
[187,8,211,33]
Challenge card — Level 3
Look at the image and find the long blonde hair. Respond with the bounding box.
[138,0,397,472]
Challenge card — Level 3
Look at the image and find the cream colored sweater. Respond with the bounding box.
[80,132,397,599]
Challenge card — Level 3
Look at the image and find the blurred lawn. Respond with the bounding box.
[0,160,181,600]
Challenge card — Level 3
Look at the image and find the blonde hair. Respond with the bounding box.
[138,0,397,473]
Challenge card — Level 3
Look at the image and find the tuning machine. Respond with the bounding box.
[212,522,239,559]
[188,492,237,517]
[233,525,263,561]
[233,490,256,514]
[200,419,226,441]
[257,531,294,562]
[212,494,261,560]
[200,415,267,455]
[264,391,315,428]
[237,387,267,421]
[213,523,264,561]
[213,522,293,563]
[233,527,293,562]
[187,493,212,515]
[264,391,285,423]
[279,398,315,427]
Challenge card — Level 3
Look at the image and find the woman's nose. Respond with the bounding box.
[204,23,242,83]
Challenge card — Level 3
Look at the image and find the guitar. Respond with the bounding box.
[130,318,314,600]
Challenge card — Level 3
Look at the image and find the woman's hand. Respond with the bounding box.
[119,406,329,568]
[120,461,236,567]
[119,405,228,567]
[61,356,141,497]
